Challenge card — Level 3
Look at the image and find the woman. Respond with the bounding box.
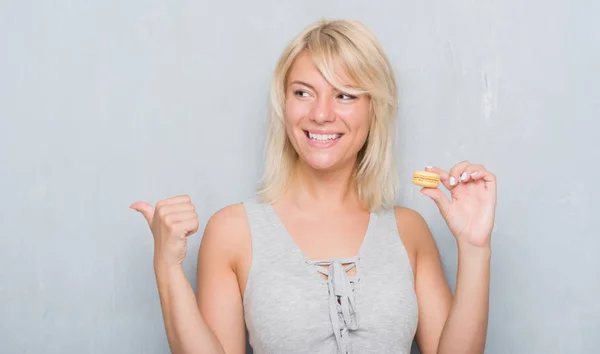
[131,19,496,354]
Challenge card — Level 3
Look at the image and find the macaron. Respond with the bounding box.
[412,171,440,188]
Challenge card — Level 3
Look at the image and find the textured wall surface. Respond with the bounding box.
[1,1,598,353]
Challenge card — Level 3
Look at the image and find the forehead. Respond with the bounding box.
[287,51,356,88]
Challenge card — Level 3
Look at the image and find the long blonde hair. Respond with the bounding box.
[257,19,400,212]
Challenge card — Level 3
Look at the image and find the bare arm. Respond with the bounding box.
[396,207,490,354]
[153,204,247,354]
[196,204,248,354]
[395,207,451,354]
[132,195,227,354]
[154,264,225,354]
[436,248,490,354]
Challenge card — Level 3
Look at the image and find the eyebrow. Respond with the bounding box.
[289,80,316,90]
[289,80,359,92]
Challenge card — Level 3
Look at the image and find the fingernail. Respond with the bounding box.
[460,172,467,181]
[449,176,456,186]
[471,171,478,176]
[425,166,432,169]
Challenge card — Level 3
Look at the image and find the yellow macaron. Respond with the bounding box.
[412,171,440,188]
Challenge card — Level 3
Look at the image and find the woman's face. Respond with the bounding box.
[284,52,371,173]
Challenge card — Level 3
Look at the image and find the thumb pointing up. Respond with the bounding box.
[130,201,155,225]
[130,195,198,267]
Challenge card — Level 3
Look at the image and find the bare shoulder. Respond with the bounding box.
[393,206,432,242]
[200,203,251,267]
[205,203,249,233]
[392,206,439,265]
[393,206,429,229]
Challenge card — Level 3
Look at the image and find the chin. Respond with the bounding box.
[300,153,349,172]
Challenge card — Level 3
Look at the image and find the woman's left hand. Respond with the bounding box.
[420,161,497,248]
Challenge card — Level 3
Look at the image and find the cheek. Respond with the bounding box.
[284,97,309,125]
[337,103,371,136]
[284,98,307,144]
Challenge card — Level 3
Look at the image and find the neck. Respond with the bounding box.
[284,159,362,213]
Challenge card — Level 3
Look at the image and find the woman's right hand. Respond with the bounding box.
[130,195,199,268]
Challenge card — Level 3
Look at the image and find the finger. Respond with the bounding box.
[419,187,450,217]
[155,195,192,209]
[448,161,470,188]
[469,169,494,181]
[175,218,200,237]
[164,211,198,224]
[130,201,154,224]
[469,169,497,193]
[424,166,452,189]
[156,203,195,217]
[458,164,485,183]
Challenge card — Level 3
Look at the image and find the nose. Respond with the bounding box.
[310,97,335,124]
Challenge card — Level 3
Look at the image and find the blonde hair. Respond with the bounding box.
[257,19,400,212]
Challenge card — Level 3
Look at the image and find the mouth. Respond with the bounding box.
[303,130,343,142]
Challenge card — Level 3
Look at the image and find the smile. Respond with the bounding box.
[303,130,343,148]
[304,131,343,141]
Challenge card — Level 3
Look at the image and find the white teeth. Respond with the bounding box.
[308,132,341,141]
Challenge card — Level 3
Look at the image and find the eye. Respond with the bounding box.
[294,90,310,98]
[337,93,357,100]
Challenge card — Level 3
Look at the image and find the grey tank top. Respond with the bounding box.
[242,199,419,354]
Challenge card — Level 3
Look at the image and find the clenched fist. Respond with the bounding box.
[130,195,199,268]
